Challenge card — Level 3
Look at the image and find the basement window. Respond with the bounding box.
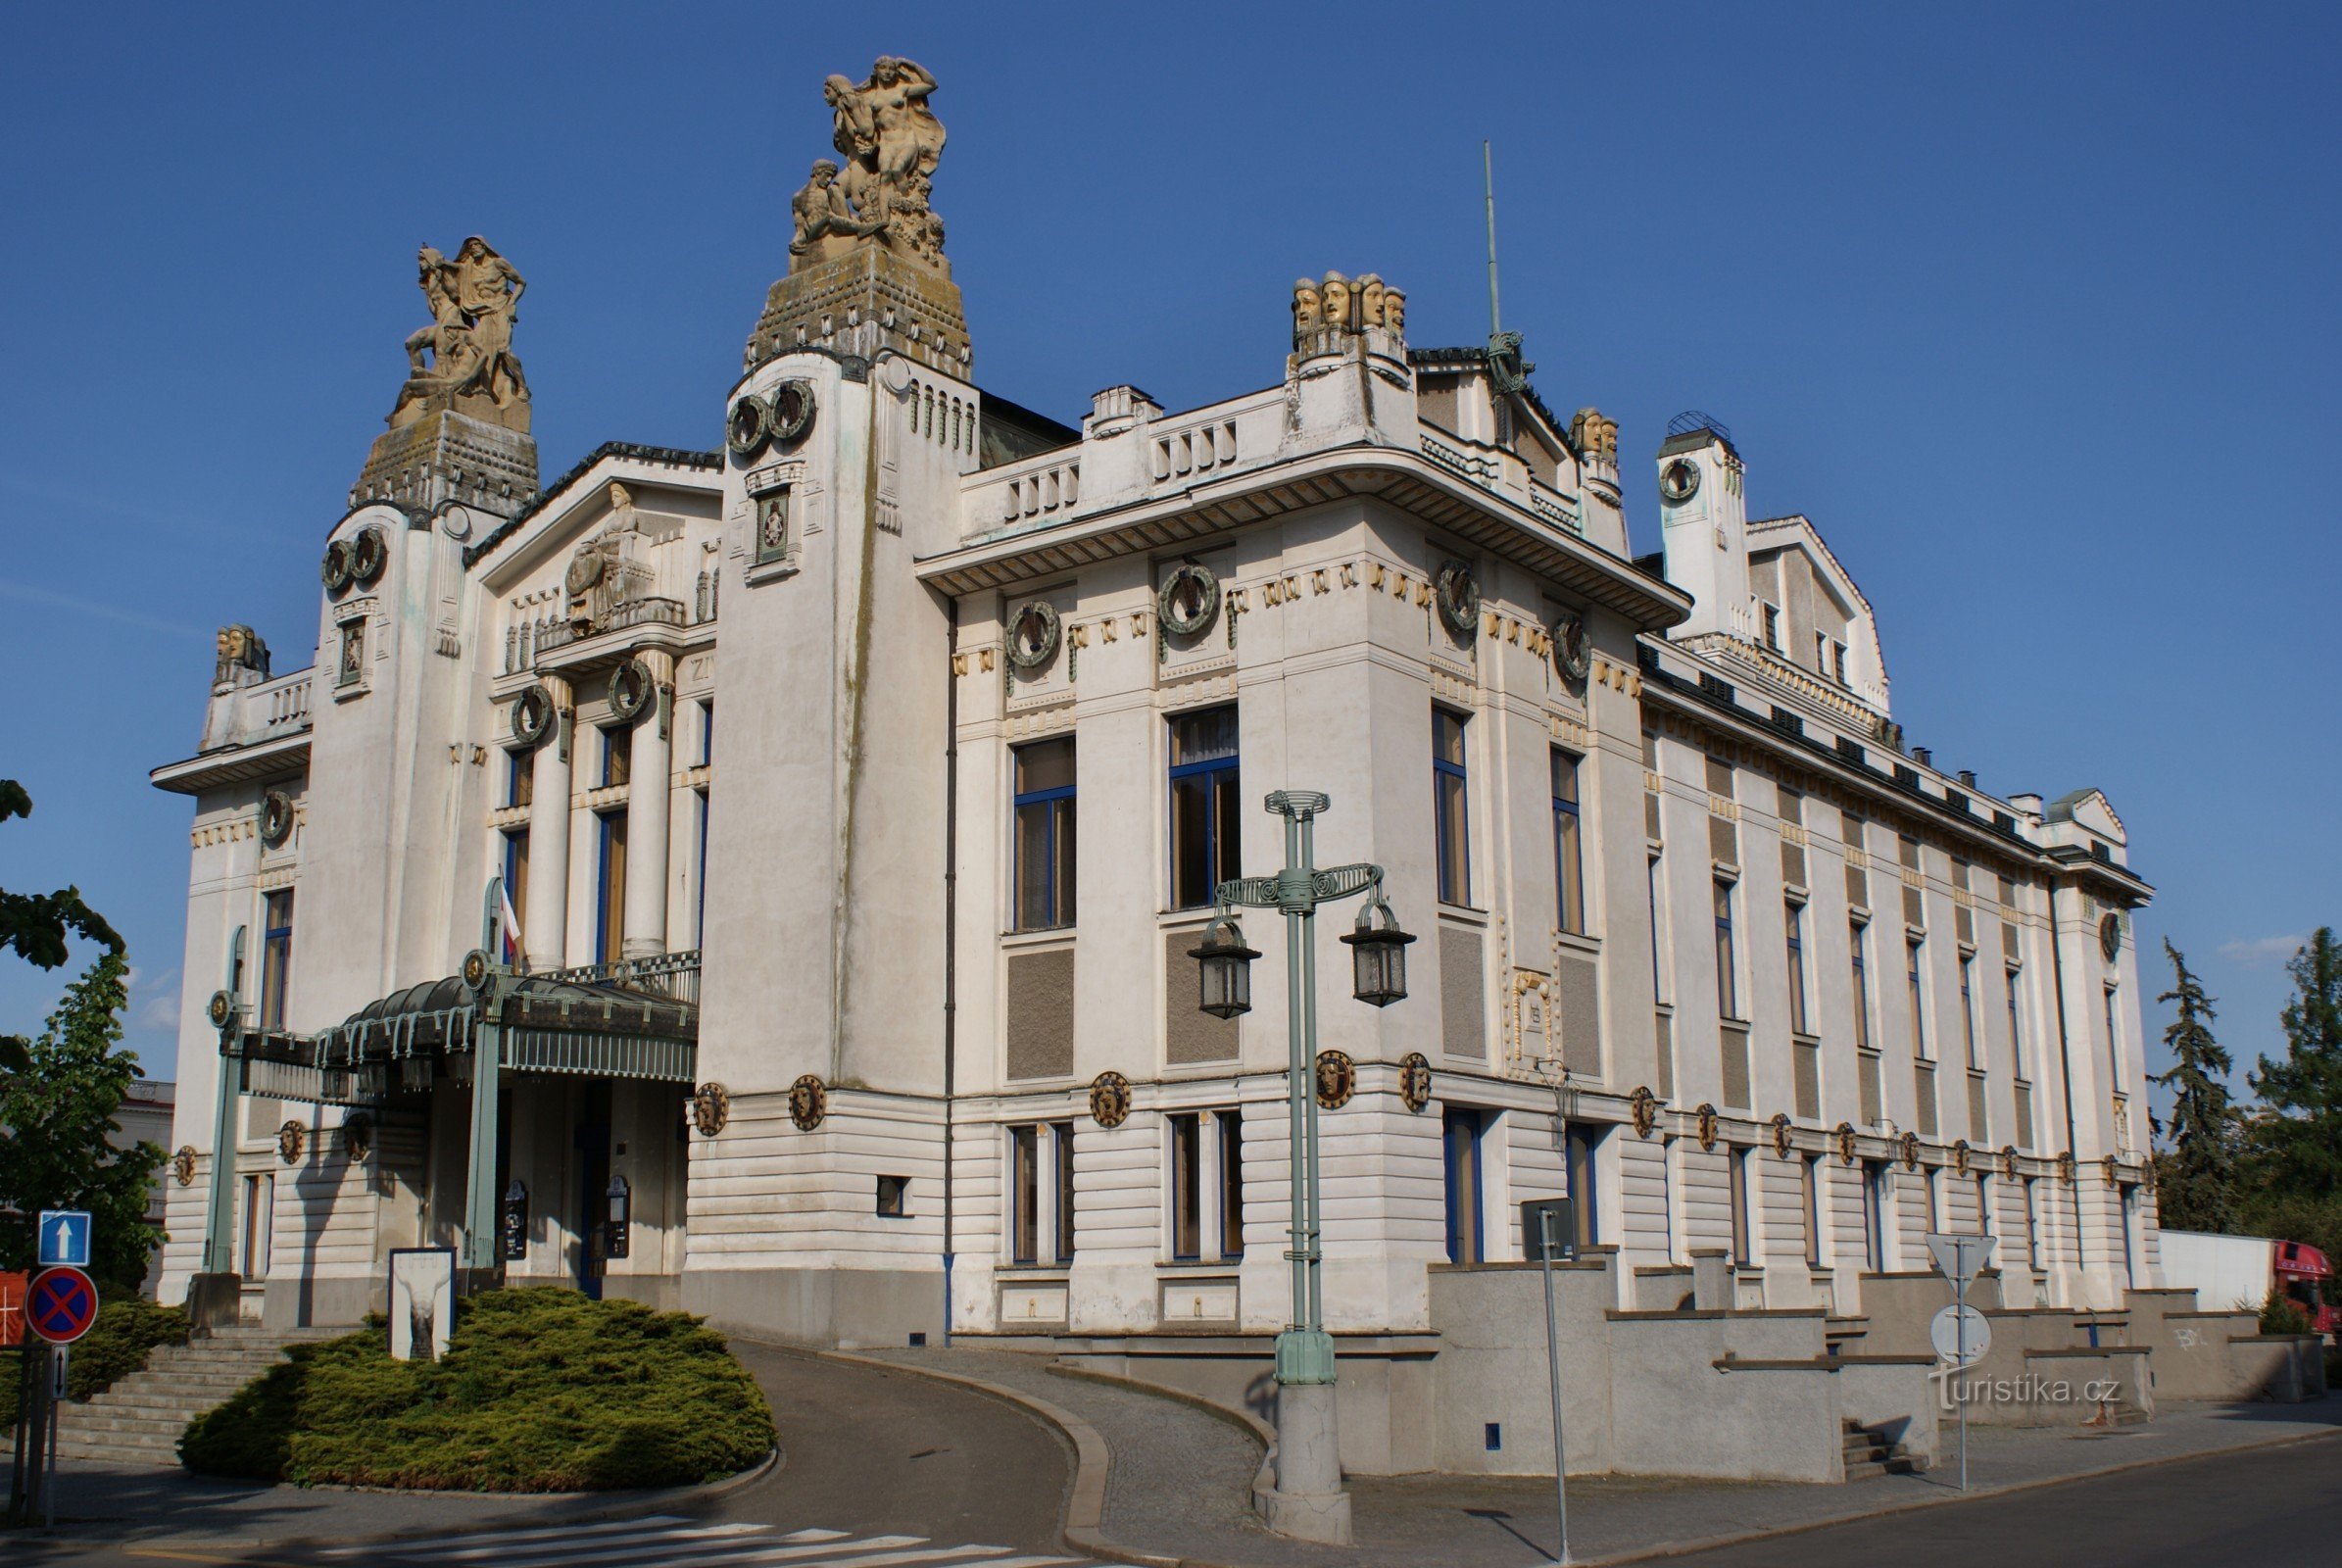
[876,1175,909,1217]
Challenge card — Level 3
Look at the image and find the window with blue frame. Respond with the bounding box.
[1713,878,1739,1020]
[502,828,529,943]
[1168,707,1240,908]
[595,809,628,964]
[1552,749,1585,934]
[1442,1106,1487,1263]
[259,890,294,1032]
[695,788,710,948]
[1850,919,1873,1051]
[699,700,714,767]
[1012,737,1076,930]
[1784,900,1808,1034]
[1908,936,1929,1060]
[1434,709,1471,906]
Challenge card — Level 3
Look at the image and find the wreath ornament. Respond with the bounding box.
[691,1082,731,1137]
[277,1120,306,1165]
[511,683,557,748]
[350,526,388,587]
[608,658,655,724]
[1007,600,1062,671]
[1900,1131,1922,1171]
[320,538,355,595]
[1694,1102,1720,1152]
[260,790,296,848]
[1835,1121,1859,1164]
[172,1145,198,1187]
[1551,605,1591,683]
[1435,560,1481,639]
[1158,563,1221,638]
[789,1074,828,1131]
[2000,1144,2020,1181]
[1770,1111,1793,1157]
[1953,1139,1973,1176]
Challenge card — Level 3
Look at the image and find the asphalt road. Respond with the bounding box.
[704,1340,1076,1555]
[1663,1435,2342,1568]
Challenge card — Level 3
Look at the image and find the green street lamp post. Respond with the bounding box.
[1190,789,1412,1538]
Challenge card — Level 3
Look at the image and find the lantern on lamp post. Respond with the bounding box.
[1199,788,1409,1540]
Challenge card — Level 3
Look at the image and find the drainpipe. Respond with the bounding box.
[942,593,959,1345]
[2045,874,2087,1306]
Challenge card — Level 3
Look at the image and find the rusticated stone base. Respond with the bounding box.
[746,244,970,377]
[353,407,539,520]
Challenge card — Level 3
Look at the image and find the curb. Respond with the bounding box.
[816,1349,1172,1568]
[16,1446,784,1555]
[1577,1421,2342,1567]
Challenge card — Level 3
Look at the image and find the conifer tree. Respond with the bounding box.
[2148,940,2237,1230]
[2247,927,2342,1202]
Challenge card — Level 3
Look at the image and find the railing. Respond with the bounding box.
[538,948,702,1007]
[256,670,314,728]
[534,597,687,657]
[998,459,1080,523]
[1151,417,1238,483]
[1528,478,1585,536]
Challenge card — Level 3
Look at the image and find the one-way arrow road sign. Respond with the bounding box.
[37,1209,92,1269]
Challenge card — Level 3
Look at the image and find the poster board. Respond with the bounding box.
[387,1247,456,1362]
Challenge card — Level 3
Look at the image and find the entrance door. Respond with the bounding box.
[1443,1107,1487,1264]
[575,1084,612,1298]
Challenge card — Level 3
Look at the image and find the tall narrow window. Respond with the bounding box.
[1713,879,1738,1020]
[596,810,628,964]
[241,1173,274,1277]
[1849,919,1872,1051]
[1009,1125,1039,1264]
[695,789,710,947]
[1442,1107,1486,1264]
[1832,642,1848,685]
[1564,1123,1604,1250]
[1863,1161,1889,1272]
[1728,1146,1753,1265]
[2024,1177,2042,1270]
[1801,1154,1824,1268]
[1761,602,1781,650]
[502,829,530,943]
[1960,956,1980,1069]
[1907,936,1928,1059]
[1052,1121,1077,1262]
[2103,985,2122,1090]
[1925,1168,1941,1235]
[602,726,631,788]
[1551,749,1585,935]
[1434,709,1472,906]
[699,700,715,767]
[1647,856,1669,1000]
[1784,901,1808,1035]
[1169,1112,1203,1260]
[2006,967,2026,1077]
[1217,1110,1244,1260]
[1012,737,1077,931]
[259,890,294,1032]
[507,749,533,809]
[1168,707,1241,908]
[1975,1174,1992,1238]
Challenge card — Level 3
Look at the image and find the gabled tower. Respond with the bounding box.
[1654,412,1750,641]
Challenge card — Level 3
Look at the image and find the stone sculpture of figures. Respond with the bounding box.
[791,57,950,273]
[215,624,270,687]
[391,236,529,427]
[1292,271,1406,352]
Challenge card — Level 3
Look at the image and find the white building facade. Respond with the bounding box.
[151,77,2160,1362]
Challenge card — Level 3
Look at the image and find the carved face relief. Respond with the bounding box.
[1383,289,1406,334]
[1359,278,1386,329]
[1320,274,1351,331]
[1293,280,1321,333]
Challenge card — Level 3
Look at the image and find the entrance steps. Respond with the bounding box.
[51,1325,346,1466]
[1841,1418,1924,1480]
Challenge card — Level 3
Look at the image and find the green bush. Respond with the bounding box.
[179,1289,773,1491]
[2259,1287,2315,1337]
[2,1298,187,1431]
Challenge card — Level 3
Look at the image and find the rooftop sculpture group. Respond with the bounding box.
[789,57,949,274]
[390,237,530,429]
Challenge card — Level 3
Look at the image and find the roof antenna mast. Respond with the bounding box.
[1481,140,1533,397]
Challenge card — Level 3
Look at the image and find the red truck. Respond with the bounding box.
[2161,1231,2338,1338]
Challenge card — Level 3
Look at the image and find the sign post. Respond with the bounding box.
[1926,1233,1994,1492]
[1525,1198,1573,1565]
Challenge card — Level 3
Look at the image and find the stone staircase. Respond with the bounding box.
[53,1325,346,1466]
[1841,1418,1925,1480]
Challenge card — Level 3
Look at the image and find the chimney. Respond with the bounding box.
[1912,747,1933,768]
[1958,769,1976,788]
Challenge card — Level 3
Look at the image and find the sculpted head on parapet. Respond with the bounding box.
[789,57,949,274]
[1291,270,1406,354]
[389,236,530,432]
[215,624,270,688]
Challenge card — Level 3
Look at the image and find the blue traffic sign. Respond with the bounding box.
[36,1209,91,1269]
[28,1266,98,1345]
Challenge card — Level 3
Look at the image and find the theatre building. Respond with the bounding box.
[151,61,2181,1478]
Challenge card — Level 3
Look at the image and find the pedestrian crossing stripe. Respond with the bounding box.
[324,1513,1092,1568]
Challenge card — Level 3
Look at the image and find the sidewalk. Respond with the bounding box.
[862,1347,2342,1567]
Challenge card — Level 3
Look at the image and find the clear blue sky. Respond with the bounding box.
[2,4,2333,1116]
